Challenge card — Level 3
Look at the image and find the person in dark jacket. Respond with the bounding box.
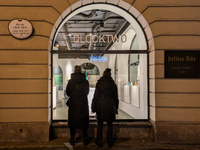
[66,65,89,146]
[91,68,119,148]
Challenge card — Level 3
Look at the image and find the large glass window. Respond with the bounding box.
[52,4,148,120]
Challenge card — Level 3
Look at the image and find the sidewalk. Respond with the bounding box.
[0,137,200,150]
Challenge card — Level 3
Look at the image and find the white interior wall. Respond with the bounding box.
[117,54,147,119]
[53,27,148,119]
[130,54,139,83]
[106,26,148,119]
[107,54,116,79]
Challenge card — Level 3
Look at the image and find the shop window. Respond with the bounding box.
[52,4,148,120]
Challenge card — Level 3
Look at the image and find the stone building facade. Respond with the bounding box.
[0,0,199,144]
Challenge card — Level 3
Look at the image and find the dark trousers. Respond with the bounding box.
[70,128,88,137]
[96,121,113,143]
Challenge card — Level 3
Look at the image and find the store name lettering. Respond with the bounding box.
[73,34,127,43]
[168,56,197,62]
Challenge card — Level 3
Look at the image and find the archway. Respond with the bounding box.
[50,2,154,120]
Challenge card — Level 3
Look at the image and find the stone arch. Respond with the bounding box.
[49,0,155,120]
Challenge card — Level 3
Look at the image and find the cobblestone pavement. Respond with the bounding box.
[1,138,200,150]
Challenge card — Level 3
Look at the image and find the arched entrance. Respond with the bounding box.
[50,2,154,120]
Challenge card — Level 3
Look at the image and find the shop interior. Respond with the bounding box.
[52,7,148,120]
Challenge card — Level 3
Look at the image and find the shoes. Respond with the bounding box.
[83,137,89,146]
[95,141,103,147]
[69,137,75,146]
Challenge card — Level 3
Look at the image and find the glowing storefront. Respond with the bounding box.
[52,4,148,120]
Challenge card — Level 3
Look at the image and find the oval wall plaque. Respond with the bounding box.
[8,19,33,39]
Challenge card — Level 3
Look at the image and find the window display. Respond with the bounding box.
[52,5,148,120]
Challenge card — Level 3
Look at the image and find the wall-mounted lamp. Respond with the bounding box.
[54,41,59,48]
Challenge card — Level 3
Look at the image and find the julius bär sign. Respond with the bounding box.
[165,51,200,78]
[8,19,33,39]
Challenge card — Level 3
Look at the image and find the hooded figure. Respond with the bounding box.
[91,68,119,148]
[66,65,89,146]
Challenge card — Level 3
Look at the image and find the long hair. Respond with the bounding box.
[103,68,111,77]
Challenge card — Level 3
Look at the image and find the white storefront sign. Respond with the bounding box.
[8,19,33,39]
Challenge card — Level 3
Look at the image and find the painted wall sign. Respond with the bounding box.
[165,51,200,78]
[8,19,33,39]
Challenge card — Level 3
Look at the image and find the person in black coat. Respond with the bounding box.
[66,65,89,146]
[91,68,119,148]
